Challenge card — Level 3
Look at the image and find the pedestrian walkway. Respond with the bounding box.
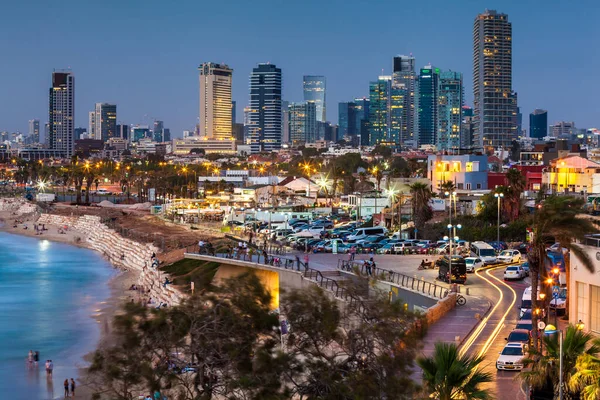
[419,294,492,358]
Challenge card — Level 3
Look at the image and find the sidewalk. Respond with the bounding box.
[419,294,492,358]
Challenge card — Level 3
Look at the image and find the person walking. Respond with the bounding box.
[303,253,309,269]
[64,379,69,398]
[70,378,76,397]
[349,246,356,261]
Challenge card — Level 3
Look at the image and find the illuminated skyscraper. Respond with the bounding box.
[473,9,516,149]
[368,76,405,146]
[529,109,547,139]
[303,76,326,122]
[247,63,282,153]
[199,62,233,139]
[93,103,117,142]
[392,55,417,145]
[48,71,75,157]
[289,102,317,144]
[438,71,463,151]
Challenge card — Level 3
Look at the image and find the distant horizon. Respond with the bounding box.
[1,0,599,138]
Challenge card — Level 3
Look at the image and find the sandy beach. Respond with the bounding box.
[0,210,142,399]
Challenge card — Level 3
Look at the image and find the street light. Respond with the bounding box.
[543,325,563,400]
[385,188,398,230]
[447,223,461,274]
[494,192,504,246]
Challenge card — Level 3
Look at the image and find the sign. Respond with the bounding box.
[553,285,561,299]
[148,188,156,202]
[538,321,546,330]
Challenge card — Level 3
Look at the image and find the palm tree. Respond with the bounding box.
[505,168,526,220]
[371,166,383,191]
[440,180,455,195]
[522,325,600,398]
[570,353,600,400]
[417,342,493,400]
[409,182,433,236]
[528,196,597,342]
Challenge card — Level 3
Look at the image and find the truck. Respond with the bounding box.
[437,255,467,284]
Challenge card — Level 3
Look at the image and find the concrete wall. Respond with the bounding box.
[569,243,600,334]
[370,279,438,312]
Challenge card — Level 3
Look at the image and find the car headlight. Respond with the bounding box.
[497,360,504,364]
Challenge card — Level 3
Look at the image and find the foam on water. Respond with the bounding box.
[0,232,114,399]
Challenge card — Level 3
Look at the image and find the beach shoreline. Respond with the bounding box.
[0,210,142,399]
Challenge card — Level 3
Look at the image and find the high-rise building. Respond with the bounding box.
[232,101,237,125]
[247,63,282,153]
[74,127,87,140]
[88,111,95,139]
[289,102,317,144]
[94,103,117,142]
[392,55,417,144]
[550,121,576,137]
[368,77,405,146]
[438,71,463,151]
[473,9,516,149]
[529,109,548,139]
[48,71,75,157]
[153,120,164,137]
[338,102,357,137]
[116,124,130,141]
[44,123,50,146]
[281,100,290,144]
[461,106,476,149]
[303,75,326,122]
[417,67,439,147]
[354,98,370,146]
[28,119,40,143]
[198,62,233,139]
[162,128,171,142]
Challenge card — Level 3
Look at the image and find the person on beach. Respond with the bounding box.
[70,378,76,397]
[34,350,39,364]
[64,379,69,397]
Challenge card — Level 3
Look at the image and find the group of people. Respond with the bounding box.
[26,350,40,367]
[363,257,377,276]
[63,378,76,397]
[198,240,216,256]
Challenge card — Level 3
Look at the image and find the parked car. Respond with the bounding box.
[393,242,418,254]
[355,235,386,246]
[520,261,530,276]
[377,243,396,254]
[489,241,509,251]
[416,243,437,254]
[362,242,384,252]
[301,226,326,236]
[515,319,533,332]
[497,249,521,263]
[496,342,528,371]
[505,329,531,346]
[464,257,484,273]
[504,265,526,280]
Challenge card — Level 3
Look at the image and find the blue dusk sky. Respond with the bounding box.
[0,0,599,137]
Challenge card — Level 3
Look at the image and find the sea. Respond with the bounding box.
[0,232,114,399]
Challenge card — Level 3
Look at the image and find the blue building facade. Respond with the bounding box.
[438,71,463,151]
[427,154,489,192]
[368,77,405,146]
[529,109,548,139]
[418,66,439,147]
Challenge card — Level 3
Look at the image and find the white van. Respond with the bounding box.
[470,241,497,264]
[347,227,387,242]
[520,286,543,317]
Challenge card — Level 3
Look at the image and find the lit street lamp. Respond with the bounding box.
[494,192,504,245]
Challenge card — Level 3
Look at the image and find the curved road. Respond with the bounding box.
[460,265,531,399]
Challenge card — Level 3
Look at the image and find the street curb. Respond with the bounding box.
[457,298,494,348]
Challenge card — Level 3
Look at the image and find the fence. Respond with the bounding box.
[183,246,364,310]
[337,260,448,300]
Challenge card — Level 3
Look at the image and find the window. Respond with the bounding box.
[452,162,461,172]
[591,285,600,334]
[466,183,471,190]
[476,183,482,189]
[578,282,587,328]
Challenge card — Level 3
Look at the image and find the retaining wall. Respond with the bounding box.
[37,213,183,306]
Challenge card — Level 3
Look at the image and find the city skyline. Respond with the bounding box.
[1,1,599,137]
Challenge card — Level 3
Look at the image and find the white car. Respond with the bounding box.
[465,257,484,273]
[496,342,528,371]
[504,265,526,280]
[497,250,521,264]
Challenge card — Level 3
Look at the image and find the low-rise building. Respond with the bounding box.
[542,156,600,194]
[427,154,488,192]
[172,137,236,155]
[569,235,600,335]
[347,192,391,219]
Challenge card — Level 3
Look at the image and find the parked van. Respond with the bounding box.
[437,255,467,284]
[470,241,497,264]
[347,227,387,242]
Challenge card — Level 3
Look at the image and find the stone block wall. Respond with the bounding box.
[425,293,456,326]
[37,213,183,305]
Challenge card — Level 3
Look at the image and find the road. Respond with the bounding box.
[291,251,532,399]
[458,265,531,400]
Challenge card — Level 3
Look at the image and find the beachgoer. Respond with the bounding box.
[28,350,34,365]
[70,378,76,397]
[34,351,39,364]
[64,379,69,397]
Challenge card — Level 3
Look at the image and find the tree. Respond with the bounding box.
[281,283,424,399]
[440,180,455,194]
[528,196,598,348]
[189,148,205,155]
[417,342,493,400]
[505,168,526,220]
[570,353,600,400]
[370,166,383,191]
[522,325,600,398]
[371,144,392,158]
[410,182,433,235]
